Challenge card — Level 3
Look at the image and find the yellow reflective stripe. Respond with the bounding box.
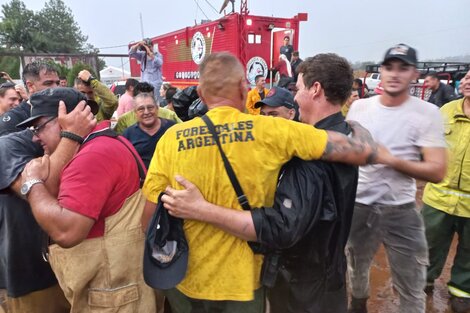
[430,184,470,199]
[448,285,470,298]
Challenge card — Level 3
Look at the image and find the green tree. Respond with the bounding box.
[0,0,92,53]
[0,0,43,52]
[0,51,20,79]
[37,0,89,53]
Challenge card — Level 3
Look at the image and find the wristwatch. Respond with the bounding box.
[20,178,44,196]
[86,75,96,83]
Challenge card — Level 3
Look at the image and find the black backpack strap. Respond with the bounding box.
[201,115,251,211]
[83,128,146,187]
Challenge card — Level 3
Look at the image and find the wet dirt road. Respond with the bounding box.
[366,181,455,313]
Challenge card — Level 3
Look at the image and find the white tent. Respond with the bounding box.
[100,66,130,86]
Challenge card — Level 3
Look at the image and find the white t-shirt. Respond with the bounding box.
[347,95,446,205]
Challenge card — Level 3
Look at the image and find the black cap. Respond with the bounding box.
[143,38,152,46]
[254,87,295,109]
[17,87,99,128]
[143,193,189,290]
[382,43,417,66]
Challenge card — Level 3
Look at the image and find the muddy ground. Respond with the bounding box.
[0,183,457,313]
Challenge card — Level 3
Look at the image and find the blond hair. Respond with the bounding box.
[199,52,245,99]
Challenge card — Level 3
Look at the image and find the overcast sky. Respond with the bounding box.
[2,0,470,70]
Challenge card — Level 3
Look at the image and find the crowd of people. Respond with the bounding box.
[0,41,469,313]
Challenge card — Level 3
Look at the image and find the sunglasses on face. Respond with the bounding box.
[29,116,56,136]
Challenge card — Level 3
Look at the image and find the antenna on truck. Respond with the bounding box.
[219,0,235,14]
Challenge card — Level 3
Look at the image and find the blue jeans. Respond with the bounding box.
[346,202,428,313]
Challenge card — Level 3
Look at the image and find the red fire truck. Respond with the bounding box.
[129,0,307,89]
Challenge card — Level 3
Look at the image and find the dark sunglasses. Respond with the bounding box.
[29,116,56,136]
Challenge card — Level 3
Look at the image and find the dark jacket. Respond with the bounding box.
[0,101,31,136]
[428,82,456,108]
[251,112,358,313]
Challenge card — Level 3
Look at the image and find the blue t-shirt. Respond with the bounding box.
[123,118,175,169]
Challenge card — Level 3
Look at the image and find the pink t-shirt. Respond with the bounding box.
[58,122,143,238]
[117,92,134,116]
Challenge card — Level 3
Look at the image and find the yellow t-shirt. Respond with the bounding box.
[245,88,269,115]
[143,106,327,301]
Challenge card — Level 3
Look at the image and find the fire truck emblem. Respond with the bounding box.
[246,57,268,85]
[191,32,206,65]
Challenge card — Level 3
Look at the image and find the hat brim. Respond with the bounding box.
[87,99,100,116]
[143,199,188,290]
[254,99,293,109]
[16,99,100,128]
[16,114,50,128]
[382,56,416,66]
[143,240,188,290]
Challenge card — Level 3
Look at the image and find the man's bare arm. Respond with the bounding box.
[161,176,257,241]
[142,200,157,232]
[10,101,96,196]
[321,121,378,165]
[22,156,94,248]
[380,146,447,183]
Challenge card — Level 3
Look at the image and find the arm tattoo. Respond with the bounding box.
[321,121,378,164]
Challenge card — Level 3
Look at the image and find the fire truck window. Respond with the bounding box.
[255,35,261,44]
[248,34,255,44]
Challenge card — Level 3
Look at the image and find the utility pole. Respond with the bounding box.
[140,13,145,38]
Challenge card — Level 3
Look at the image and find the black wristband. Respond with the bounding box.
[82,75,96,86]
[60,131,84,144]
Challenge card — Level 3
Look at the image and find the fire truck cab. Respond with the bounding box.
[129,6,307,89]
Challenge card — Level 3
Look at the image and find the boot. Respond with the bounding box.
[450,296,470,313]
[424,282,434,296]
[348,297,368,313]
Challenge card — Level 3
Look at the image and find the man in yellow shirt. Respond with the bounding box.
[422,70,470,313]
[245,75,269,115]
[142,52,379,313]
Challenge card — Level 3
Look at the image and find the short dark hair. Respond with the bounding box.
[284,36,290,40]
[353,78,363,87]
[22,61,58,87]
[0,82,15,97]
[165,87,177,102]
[161,82,172,92]
[125,78,139,91]
[59,76,67,80]
[134,82,154,97]
[425,72,439,80]
[255,75,264,83]
[297,53,353,105]
[293,51,299,57]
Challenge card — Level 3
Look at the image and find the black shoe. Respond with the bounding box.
[450,296,470,313]
[424,282,434,296]
[348,297,368,313]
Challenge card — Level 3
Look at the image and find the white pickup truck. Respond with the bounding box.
[362,73,381,91]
